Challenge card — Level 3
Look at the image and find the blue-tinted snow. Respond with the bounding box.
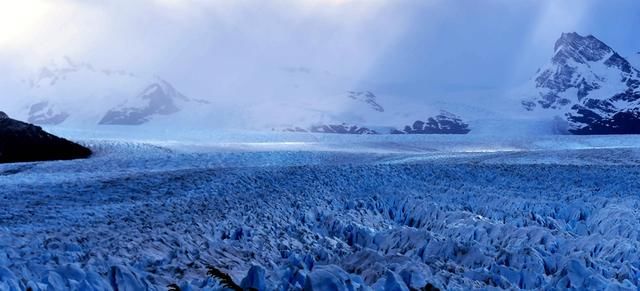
[2,133,640,290]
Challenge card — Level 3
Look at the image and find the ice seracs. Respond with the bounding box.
[522,32,640,134]
[3,138,640,289]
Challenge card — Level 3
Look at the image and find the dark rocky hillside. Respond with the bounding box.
[0,111,91,163]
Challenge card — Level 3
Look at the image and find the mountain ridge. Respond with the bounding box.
[19,57,204,126]
[522,32,640,134]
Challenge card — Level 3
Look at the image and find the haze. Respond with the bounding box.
[1,0,639,130]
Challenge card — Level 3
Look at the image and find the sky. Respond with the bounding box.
[1,0,640,127]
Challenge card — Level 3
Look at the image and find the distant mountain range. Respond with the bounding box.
[282,89,471,134]
[522,32,640,134]
[20,57,208,126]
[15,59,472,134]
[13,36,640,136]
[284,123,379,134]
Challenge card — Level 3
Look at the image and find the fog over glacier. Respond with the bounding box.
[2,0,640,131]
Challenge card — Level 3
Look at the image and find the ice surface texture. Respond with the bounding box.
[2,139,640,290]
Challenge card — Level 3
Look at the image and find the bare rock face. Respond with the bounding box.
[0,112,91,163]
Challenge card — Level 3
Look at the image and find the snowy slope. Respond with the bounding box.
[9,57,481,134]
[99,79,209,125]
[522,33,640,134]
[2,136,640,289]
[392,110,470,134]
[14,57,207,127]
[279,90,473,134]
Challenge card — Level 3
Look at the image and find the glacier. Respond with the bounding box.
[2,133,640,290]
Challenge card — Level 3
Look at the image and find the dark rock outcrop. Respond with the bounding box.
[393,111,471,134]
[0,112,91,163]
[567,105,640,134]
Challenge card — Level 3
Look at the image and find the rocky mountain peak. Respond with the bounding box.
[392,110,470,134]
[523,33,640,134]
[0,111,8,119]
[551,32,633,74]
[97,78,209,125]
[553,32,612,64]
[524,32,639,111]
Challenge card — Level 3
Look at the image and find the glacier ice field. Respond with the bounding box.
[3,132,640,290]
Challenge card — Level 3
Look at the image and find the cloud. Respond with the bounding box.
[1,0,639,128]
[529,0,592,45]
[0,0,418,126]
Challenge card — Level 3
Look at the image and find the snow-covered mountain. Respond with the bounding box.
[99,79,209,125]
[12,58,474,133]
[281,91,472,134]
[522,32,640,134]
[310,123,378,134]
[284,123,378,134]
[392,110,471,134]
[17,57,206,127]
[27,101,69,125]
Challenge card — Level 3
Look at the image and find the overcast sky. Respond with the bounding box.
[1,0,640,114]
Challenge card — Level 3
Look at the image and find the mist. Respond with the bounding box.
[1,0,640,130]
